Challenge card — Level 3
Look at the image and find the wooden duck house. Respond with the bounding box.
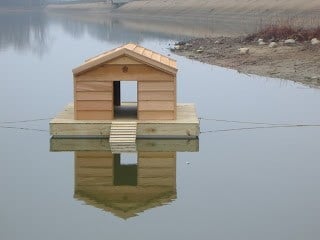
[73,43,177,120]
[50,43,199,138]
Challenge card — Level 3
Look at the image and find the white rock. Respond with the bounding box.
[284,39,296,44]
[239,48,249,54]
[196,49,204,53]
[311,38,320,45]
[259,41,267,45]
[258,38,264,42]
[174,45,181,50]
[186,43,193,47]
[269,42,278,48]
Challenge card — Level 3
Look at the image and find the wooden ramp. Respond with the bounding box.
[109,121,137,153]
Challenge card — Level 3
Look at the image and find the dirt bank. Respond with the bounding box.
[172,37,320,87]
[117,0,320,17]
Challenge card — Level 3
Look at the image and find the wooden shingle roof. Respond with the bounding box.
[73,43,177,76]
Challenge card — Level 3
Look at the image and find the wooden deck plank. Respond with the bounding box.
[50,103,199,138]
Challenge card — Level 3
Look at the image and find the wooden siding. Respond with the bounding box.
[74,55,176,120]
[74,80,113,120]
[74,43,177,76]
[75,64,174,82]
[75,151,114,187]
[138,80,176,120]
[138,152,176,187]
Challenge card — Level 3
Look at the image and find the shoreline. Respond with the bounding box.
[172,36,320,88]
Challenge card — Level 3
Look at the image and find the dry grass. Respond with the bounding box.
[246,22,320,42]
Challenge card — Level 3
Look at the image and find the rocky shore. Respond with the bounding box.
[171,37,320,87]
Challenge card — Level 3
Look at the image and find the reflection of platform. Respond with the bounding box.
[50,103,199,138]
[51,137,198,219]
[50,138,199,152]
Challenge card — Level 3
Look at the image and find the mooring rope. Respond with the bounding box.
[199,117,299,126]
[0,118,52,124]
[199,116,320,134]
[200,124,320,134]
[0,125,49,133]
[0,116,319,134]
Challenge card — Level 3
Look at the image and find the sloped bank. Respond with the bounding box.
[171,36,320,88]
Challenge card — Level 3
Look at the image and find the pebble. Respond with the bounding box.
[258,41,267,45]
[269,42,278,48]
[284,39,296,44]
[239,47,249,54]
[311,38,320,45]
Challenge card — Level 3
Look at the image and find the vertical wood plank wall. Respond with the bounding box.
[74,56,176,120]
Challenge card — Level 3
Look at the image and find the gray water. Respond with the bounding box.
[1,12,320,240]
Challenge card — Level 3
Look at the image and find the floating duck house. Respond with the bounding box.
[50,43,199,139]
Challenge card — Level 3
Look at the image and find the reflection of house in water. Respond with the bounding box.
[51,138,198,219]
[75,151,176,219]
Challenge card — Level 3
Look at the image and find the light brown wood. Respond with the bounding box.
[138,91,175,101]
[76,110,113,120]
[73,43,177,76]
[133,45,145,55]
[76,81,113,91]
[77,168,113,177]
[77,159,113,168]
[142,49,153,58]
[138,81,174,91]
[106,56,143,65]
[138,111,174,120]
[74,146,176,219]
[50,103,199,137]
[138,177,174,186]
[72,43,180,121]
[77,100,113,111]
[139,101,175,111]
[50,138,199,152]
[139,168,174,177]
[76,92,112,101]
[75,64,174,82]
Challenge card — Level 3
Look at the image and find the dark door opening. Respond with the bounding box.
[113,81,137,119]
[113,154,138,186]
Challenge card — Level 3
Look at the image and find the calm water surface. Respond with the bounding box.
[1,12,320,240]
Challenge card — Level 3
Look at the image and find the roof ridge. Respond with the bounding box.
[73,43,177,75]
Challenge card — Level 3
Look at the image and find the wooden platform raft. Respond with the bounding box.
[50,43,199,138]
[50,103,199,138]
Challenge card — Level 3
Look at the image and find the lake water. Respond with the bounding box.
[1,12,320,240]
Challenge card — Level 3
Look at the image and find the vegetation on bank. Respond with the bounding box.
[246,23,320,42]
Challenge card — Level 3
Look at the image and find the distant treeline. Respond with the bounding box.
[0,0,45,7]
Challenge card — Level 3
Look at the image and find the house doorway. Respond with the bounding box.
[113,81,138,119]
[113,153,138,186]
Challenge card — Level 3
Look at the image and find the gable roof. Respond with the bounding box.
[75,187,176,219]
[73,43,177,76]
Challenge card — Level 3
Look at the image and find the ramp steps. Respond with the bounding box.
[110,122,137,153]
